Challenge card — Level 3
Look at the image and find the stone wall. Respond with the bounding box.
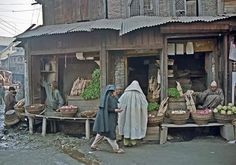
[114,55,125,88]
[108,0,122,18]
[199,0,218,16]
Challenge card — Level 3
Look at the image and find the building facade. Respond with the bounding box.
[17,0,236,105]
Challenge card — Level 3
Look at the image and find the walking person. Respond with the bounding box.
[118,80,148,147]
[0,83,5,106]
[91,85,124,154]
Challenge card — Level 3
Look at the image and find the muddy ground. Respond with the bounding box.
[1,106,236,165]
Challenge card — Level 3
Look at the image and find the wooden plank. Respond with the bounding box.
[160,23,230,34]
[161,123,224,128]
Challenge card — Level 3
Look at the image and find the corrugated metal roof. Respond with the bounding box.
[16,15,235,39]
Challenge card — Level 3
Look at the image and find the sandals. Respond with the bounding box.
[113,148,125,154]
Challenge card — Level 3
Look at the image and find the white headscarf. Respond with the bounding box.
[118,80,148,139]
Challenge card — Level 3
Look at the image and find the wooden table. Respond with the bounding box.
[21,113,95,139]
[159,123,226,144]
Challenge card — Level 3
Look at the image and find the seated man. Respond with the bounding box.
[194,81,224,109]
[42,80,64,111]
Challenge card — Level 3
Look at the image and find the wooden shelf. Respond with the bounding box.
[40,70,56,73]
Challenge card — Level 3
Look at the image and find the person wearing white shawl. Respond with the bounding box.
[118,80,148,146]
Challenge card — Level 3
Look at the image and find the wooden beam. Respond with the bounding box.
[100,32,108,90]
[160,23,230,34]
[31,47,100,56]
[24,41,32,105]
[224,34,229,104]
[160,36,168,100]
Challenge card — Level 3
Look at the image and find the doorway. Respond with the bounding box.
[127,56,156,95]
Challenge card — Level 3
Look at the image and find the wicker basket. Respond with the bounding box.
[80,110,97,118]
[214,113,235,123]
[25,104,45,114]
[169,111,190,125]
[191,111,213,125]
[232,119,236,126]
[60,108,78,117]
[148,112,164,127]
[14,106,25,121]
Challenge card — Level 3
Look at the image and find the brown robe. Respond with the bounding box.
[4,92,16,112]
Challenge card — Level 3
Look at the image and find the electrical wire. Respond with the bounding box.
[0,8,41,12]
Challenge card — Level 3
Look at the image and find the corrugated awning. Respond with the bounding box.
[16,15,235,39]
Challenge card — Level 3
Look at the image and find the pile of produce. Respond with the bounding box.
[81,69,100,100]
[213,103,236,115]
[58,105,78,117]
[171,110,187,114]
[168,88,180,99]
[58,105,78,112]
[194,109,212,115]
[191,109,212,125]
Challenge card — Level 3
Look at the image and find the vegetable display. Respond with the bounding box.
[148,102,160,112]
[213,103,236,115]
[168,88,180,99]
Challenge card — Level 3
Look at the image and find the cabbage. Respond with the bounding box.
[223,106,228,110]
[217,105,223,109]
[227,111,233,115]
[228,103,234,106]
[213,108,218,113]
[220,110,226,115]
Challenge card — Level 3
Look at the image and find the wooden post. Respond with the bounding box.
[24,41,31,105]
[28,116,33,134]
[159,126,168,144]
[160,36,168,100]
[223,34,228,104]
[100,32,108,90]
[85,119,90,139]
[42,117,47,136]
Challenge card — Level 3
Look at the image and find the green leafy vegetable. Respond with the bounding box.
[168,88,180,99]
[148,102,160,112]
[81,69,100,100]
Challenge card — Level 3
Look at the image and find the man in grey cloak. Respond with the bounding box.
[42,80,64,111]
[194,81,224,109]
[91,85,124,153]
[118,80,148,146]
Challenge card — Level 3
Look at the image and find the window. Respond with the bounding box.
[128,0,157,17]
[173,0,199,16]
[129,0,140,17]
[144,0,154,15]
[175,0,186,16]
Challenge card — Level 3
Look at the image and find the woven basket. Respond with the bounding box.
[191,112,212,125]
[214,113,235,123]
[148,113,164,127]
[80,110,97,118]
[25,104,44,114]
[15,106,25,121]
[169,111,190,125]
[60,108,78,117]
[232,119,236,126]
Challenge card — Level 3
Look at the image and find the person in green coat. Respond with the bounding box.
[91,85,124,154]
